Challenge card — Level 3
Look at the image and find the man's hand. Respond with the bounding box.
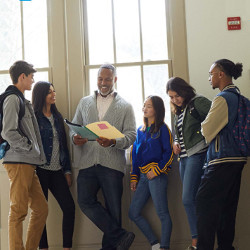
[96,137,115,147]
[130,182,137,192]
[73,134,88,146]
[65,173,72,187]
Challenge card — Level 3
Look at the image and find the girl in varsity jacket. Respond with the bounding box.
[129,95,174,250]
[166,77,211,250]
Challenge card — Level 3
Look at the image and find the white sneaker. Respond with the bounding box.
[152,243,161,250]
[186,246,197,250]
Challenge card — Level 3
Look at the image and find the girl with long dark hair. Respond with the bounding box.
[32,81,75,250]
[166,77,211,250]
[129,95,174,250]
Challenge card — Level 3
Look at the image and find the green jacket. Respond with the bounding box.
[174,95,211,157]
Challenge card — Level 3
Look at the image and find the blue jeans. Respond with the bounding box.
[129,173,172,249]
[179,152,206,239]
[77,165,126,250]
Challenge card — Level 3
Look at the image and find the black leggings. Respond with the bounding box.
[36,168,75,248]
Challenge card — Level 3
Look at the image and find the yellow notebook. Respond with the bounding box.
[65,119,125,140]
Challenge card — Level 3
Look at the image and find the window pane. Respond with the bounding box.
[89,66,143,127]
[0,71,49,102]
[116,66,143,127]
[86,0,114,64]
[143,64,171,126]
[89,68,99,94]
[23,1,49,67]
[140,0,168,60]
[0,74,12,94]
[113,0,141,63]
[0,1,22,70]
[26,71,49,101]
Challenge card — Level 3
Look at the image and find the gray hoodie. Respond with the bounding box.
[1,94,46,165]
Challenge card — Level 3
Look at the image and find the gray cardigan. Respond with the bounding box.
[70,92,136,172]
[2,95,46,165]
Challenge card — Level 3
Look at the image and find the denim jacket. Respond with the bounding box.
[36,111,71,173]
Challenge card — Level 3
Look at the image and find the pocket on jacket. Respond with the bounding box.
[10,142,40,158]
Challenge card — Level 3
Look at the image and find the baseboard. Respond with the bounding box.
[45,239,191,250]
[36,239,239,250]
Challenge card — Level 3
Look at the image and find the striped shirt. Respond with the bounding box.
[177,110,188,158]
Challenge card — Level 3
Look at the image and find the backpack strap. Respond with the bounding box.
[16,95,25,121]
[15,95,29,142]
[0,88,29,147]
[0,91,25,122]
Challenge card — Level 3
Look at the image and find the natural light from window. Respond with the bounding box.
[85,0,171,127]
[0,0,49,99]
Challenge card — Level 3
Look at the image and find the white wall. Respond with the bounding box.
[185,0,250,99]
[185,0,250,249]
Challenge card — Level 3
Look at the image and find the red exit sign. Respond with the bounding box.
[227,17,241,30]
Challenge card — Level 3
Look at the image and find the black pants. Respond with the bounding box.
[196,162,244,250]
[36,168,75,248]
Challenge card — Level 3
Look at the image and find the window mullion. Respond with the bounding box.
[83,0,90,95]
[111,0,117,63]
[111,0,117,89]
[140,65,145,102]
[165,0,173,77]
[20,1,25,60]
[138,0,145,103]
[138,0,144,62]
[83,0,90,66]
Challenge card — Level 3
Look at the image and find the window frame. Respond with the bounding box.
[0,0,51,94]
[82,0,174,101]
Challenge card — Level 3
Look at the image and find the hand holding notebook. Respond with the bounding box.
[65,119,125,140]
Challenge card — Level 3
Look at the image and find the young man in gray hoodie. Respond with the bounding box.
[1,60,48,250]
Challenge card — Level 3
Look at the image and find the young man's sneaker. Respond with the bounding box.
[116,232,135,250]
[186,246,197,250]
[152,243,160,249]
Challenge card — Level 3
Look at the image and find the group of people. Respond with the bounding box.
[1,59,247,250]
[2,61,75,250]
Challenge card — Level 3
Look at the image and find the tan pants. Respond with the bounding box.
[4,164,48,250]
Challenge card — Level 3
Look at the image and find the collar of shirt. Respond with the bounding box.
[221,84,236,91]
[97,91,115,121]
[97,91,115,99]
